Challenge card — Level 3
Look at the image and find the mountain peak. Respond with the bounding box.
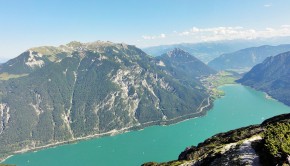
[156,48,216,79]
[166,48,190,58]
[28,41,132,56]
[65,40,131,50]
[66,41,84,48]
[1,41,139,75]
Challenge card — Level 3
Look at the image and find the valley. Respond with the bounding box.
[1,41,290,166]
[2,1,290,165]
[0,41,216,161]
[3,84,290,166]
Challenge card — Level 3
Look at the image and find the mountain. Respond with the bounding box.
[237,51,290,106]
[143,41,249,64]
[208,44,290,72]
[142,37,290,63]
[143,113,290,166]
[155,48,216,83]
[0,41,214,160]
[0,41,90,74]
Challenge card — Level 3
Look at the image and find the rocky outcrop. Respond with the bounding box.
[143,113,290,166]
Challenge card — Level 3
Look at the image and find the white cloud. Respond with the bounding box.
[142,33,166,40]
[281,25,290,28]
[160,33,166,38]
[138,25,290,47]
[142,35,154,40]
[177,26,290,41]
[179,31,190,36]
[264,4,272,7]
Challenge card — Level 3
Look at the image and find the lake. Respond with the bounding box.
[4,84,290,166]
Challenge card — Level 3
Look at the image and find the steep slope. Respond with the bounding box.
[208,44,290,71]
[0,41,213,160]
[155,48,216,83]
[237,51,290,106]
[143,113,290,166]
[0,44,74,75]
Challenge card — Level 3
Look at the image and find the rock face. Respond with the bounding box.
[143,113,290,166]
[237,51,290,106]
[0,41,215,158]
[208,44,290,71]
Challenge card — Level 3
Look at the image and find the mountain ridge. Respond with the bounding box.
[237,51,290,106]
[155,48,216,82]
[0,41,215,160]
[143,37,290,63]
[208,44,290,72]
[0,41,135,75]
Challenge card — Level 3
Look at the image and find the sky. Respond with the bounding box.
[1,0,290,60]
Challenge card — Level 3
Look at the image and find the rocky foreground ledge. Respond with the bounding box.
[143,113,290,166]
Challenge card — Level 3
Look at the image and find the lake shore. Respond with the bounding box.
[0,97,213,164]
[4,84,290,166]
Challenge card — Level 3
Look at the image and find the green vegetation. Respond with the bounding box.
[0,73,28,80]
[201,71,239,98]
[213,71,236,86]
[238,51,290,106]
[0,164,16,166]
[155,48,216,86]
[31,46,63,56]
[211,88,225,98]
[264,122,290,159]
[207,71,237,87]
[0,43,214,160]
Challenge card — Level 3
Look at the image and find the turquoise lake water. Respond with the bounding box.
[4,84,290,166]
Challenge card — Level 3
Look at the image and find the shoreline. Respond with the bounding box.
[234,84,290,108]
[0,155,13,163]
[264,92,276,101]
[0,97,213,164]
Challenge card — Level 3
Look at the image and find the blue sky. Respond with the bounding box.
[1,0,290,59]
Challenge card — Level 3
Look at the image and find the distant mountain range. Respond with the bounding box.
[143,37,290,63]
[238,51,290,106]
[208,44,290,72]
[0,41,215,159]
